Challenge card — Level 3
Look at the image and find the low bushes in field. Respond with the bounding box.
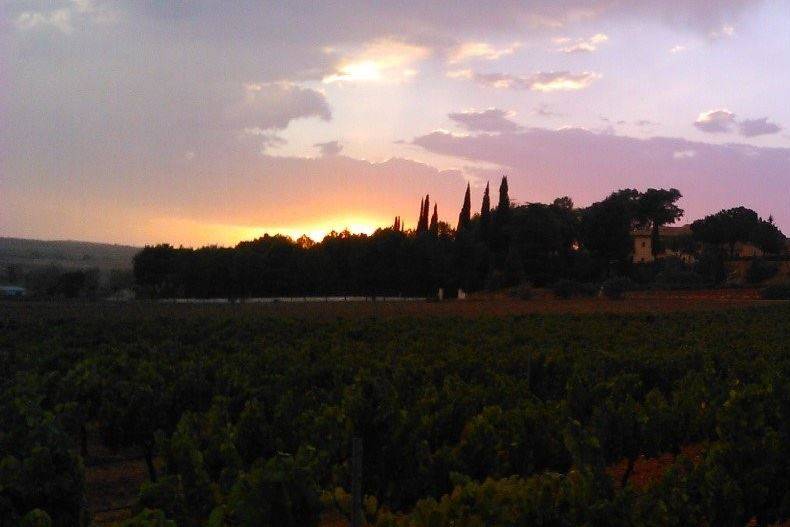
[552,279,598,299]
[761,283,790,299]
[602,277,635,300]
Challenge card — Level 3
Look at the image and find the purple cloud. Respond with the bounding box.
[738,117,782,137]
[448,109,521,133]
[694,110,737,134]
[412,127,790,231]
[314,140,343,156]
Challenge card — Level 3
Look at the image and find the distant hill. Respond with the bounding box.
[0,237,140,272]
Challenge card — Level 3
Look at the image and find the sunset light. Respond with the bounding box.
[3,3,790,525]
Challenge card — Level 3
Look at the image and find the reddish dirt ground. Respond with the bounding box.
[3,288,780,323]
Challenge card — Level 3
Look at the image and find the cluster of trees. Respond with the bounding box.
[2,264,134,299]
[2,303,790,525]
[133,181,785,298]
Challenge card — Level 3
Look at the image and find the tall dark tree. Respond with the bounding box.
[429,204,439,236]
[422,195,431,233]
[481,183,491,220]
[498,176,511,215]
[457,183,471,231]
[638,188,684,256]
[417,198,425,232]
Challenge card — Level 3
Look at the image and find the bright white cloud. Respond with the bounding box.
[554,33,608,53]
[448,41,521,63]
[456,71,601,92]
[694,109,737,133]
[323,39,430,83]
[669,45,687,54]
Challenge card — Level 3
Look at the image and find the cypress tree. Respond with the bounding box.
[417,197,425,232]
[430,204,439,236]
[498,176,510,217]
[422,195,431,232]
[481,182,491,222]
[457,182,471,231]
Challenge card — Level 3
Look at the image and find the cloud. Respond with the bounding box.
[694,109,737,133]
[14,9,74,34]
[411,127,790,230]
[448,41,521,63]
[322,38,429,83]
[554,33,608,53]
[694,110,783,138]
[448,109,521,133]
[314,140,344,156]
[534,104,563,118]
[242,127,287,153]
[669,45,687,54]
[709,24,736,39]
[738,118,782,138]
[672,149,696,159]
[232,82,331,130]
[452,70,601,92]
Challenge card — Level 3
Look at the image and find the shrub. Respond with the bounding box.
[602,277,634,300]
[746,258,779,284]
[508,283,534,300]
[761,283,790,300]
[552,279,598,299]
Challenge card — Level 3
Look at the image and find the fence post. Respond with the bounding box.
[352,437,363,527]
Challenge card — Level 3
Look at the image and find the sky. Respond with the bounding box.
[2,0,789,247]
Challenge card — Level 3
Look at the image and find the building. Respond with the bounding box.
[631,225,695,264]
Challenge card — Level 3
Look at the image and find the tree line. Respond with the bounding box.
[133,179,786,298]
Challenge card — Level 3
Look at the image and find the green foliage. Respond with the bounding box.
[2,303,790,525]
[121,508,177,527]
[746,258,779,284]
[19,509,52,527]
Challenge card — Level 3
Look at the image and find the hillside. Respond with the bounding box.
[0,237,139,272]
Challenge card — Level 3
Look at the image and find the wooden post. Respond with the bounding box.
[351,437,363,527]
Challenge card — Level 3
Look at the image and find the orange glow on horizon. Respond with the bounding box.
[145,214,397,248]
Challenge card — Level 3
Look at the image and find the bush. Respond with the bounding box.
[602,277,634,300]
[761,283,790,300]
[746,258,779,284]
[552,279,598,299]
[508,283,534,300]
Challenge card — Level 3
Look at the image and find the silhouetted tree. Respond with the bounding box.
[457,183,471,231]
[638,188,684,256]
[429,204,439,237]
[691,207,786,257]
[417,198,425,232]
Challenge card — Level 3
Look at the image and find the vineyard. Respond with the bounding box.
[1,299,789,526]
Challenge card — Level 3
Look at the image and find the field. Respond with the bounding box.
[1,293,789,526]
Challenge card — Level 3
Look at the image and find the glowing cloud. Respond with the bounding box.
[459,71,601,92]
[694,109,736,133]
[554,33,608,53]
[323,39,430,83]
[448,41,521,63]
